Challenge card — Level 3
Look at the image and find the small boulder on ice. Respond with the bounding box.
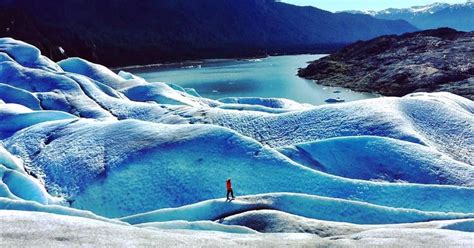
[324,97,345,103]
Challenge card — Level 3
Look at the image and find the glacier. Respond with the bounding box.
[0,37,473,246]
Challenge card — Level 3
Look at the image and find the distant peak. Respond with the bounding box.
[341,1,472,16]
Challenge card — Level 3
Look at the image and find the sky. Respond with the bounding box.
[281,0,468,12]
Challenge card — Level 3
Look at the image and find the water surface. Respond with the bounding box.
[127,55,376,105]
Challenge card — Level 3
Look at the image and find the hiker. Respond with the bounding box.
[226,178,235,200]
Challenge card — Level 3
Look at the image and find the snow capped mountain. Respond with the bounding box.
[343,1,474,31]
[348,2,471,16]
[410,3,450,13]
[0,38,473,246]
[381,2,451,15]
[347,3,450,15]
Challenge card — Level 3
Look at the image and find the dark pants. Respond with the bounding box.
[227,189,234,199]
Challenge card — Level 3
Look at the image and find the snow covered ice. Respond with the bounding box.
[0,38,473,247]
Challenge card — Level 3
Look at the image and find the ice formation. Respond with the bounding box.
[0,38,472,246]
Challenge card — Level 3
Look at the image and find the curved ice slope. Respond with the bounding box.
[220,210,474,235]
[5,118,474,217]
[216,103,296,113]
[1,138,121,223]
[58,58,217,107]
[2,211,474,247]
[0,103,76,139]
[120,193,474,225]
[0,198,120,224]
[399,93,474,165]
[1,168,51,204]
[0,145,60,204]
[136,220,257,234]
[0,146,23,172]
[0,38,62,72]
[442,220,474,232]
[278,136,474,186]
[210,93,473,165]
[0,210,329,247]
[0,60,113,119]
[344,228,474,247]
[222,210,368,236]
[122,82,210,107]
[210,97,424,146]
[218,97,312,110]
[58,57,139,90]
[0,84,42,110]
[165,83,205,98]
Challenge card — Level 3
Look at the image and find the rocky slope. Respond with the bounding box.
[0,0,416,67]
[298,28,474,100]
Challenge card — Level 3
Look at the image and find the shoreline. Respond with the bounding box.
[113,54,377,105]
[111,53,327,72]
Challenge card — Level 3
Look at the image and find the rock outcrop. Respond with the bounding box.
[298,28,474,100]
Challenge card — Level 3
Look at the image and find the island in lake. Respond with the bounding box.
[299,28,474,100]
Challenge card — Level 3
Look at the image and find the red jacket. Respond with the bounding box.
[226,180,232,191]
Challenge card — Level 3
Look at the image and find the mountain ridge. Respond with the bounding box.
[0,0,416,66]
[341,1,474,31]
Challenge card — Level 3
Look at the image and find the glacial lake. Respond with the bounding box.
[126,55,377,105]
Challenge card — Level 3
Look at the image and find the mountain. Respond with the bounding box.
[343,1,474,31]
[298,28,474,100]
[0,0,416,67]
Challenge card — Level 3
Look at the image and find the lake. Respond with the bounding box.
[125,55,376,105]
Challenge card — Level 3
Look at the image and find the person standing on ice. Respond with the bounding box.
[226,178,235,200]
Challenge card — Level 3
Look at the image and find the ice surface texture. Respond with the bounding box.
[0,38,473,245]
